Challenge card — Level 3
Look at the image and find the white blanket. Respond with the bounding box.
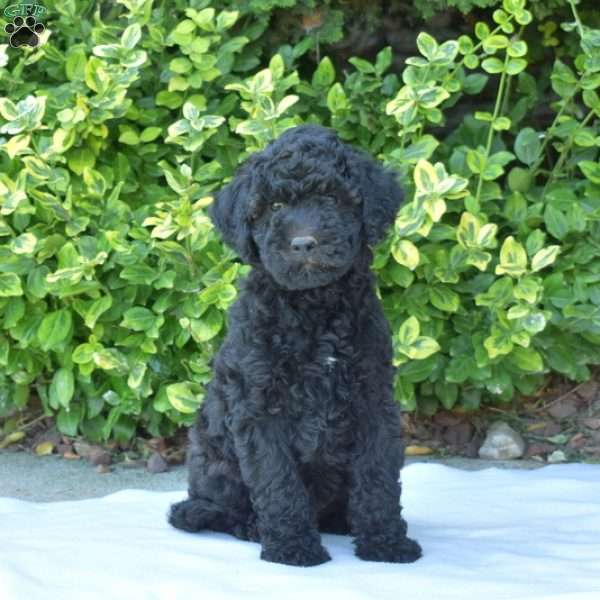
[1,463,599,600]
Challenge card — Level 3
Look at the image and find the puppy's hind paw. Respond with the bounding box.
[261,540,331,567]
[168,498,209,532]
[355,536,422,563]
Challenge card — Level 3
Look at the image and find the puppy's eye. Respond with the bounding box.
[270,202,285,211]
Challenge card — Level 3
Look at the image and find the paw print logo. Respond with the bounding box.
[5,15,45,48]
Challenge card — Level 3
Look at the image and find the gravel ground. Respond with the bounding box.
[0,452,543,502]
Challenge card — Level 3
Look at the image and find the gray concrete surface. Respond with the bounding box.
[0,452,187,502]
[0,451,544,503]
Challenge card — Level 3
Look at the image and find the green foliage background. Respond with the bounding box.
[1,0,600,442]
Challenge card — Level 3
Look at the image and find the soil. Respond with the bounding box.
[2,370,599,471]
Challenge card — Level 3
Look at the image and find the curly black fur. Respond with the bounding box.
[168,125,422,567]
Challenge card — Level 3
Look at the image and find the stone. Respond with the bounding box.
[547,399,577,420]
[576,380,598,402]
[568,433,587,449]
[442,422,473,447]
[146,452,168,474]
[478,422,526,460]
[89,447,112,466]
[548,450,567,463]
[540,422,562,437]
[524,442,556,459]
[73,441,93,459]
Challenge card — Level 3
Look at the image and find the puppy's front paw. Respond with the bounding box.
[261,540,331,567]
[355,536,422,563]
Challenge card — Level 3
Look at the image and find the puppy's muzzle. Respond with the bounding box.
[290,236,318,257]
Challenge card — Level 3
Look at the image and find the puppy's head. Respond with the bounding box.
[210,124,403,290]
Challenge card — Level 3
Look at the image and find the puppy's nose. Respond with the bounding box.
[290,236,318,254]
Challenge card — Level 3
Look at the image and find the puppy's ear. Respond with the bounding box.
[209,168,259,264]
[345,149,404,246]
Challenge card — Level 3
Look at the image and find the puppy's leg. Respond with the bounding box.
[232,416,330,567]
[168,497,258,541]
[168,417,258,542]
[348,410,422,563]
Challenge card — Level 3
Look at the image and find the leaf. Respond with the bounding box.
[399,316,420,346]
[375,46,392,73]
[127,362,147,390]
[392,240,420,270]
[398,135,439,163]
[57,404,81,437]
[0,273,23,297]
[84,295,112,329]
[423,196,446,222]
[505,58,527,75]
[171,57,193,74]
[49,368,75,410]
[121,307,157,331]
[475,22,490,40]
[0,98,18,120]
[190,308,223,343]
[457,212,480,248]
[348,57,376,74]
[508,167,533,192]
[531,246,561,272]
[544,205,569,240]
[482,57,504,74]
[65,46,87,81]
[121,24,142,50]
[276,95,299,116]
[514,128,541,166]
[482,34,508,52]
[509,346,544,372]
[394,378,415,409]
[495,236,527,277]
[312,57,335,87]
[429,286,460,312]
[405,445,434,456]
[466,249,492,271]
[578,161,600,184]
[72,342,101,364]
[192,8,216,32]
[166,382,202,414]
[514,276,541,304]
[478,223,498,248]
[140,126,162,143]
[35,441,54,456]
[484,332,513,359]
[327,83,348,113]
[37,310,72,351]
[216,10,238,32]
[0,431,25,449]
[67,148,95,175]
[435,382,459,410]
[416,32,438,60]
[93,348,128,372]
[414,159,438,193]
[404,337,441,360]
[120,264,158,285]
[23,156,52,180]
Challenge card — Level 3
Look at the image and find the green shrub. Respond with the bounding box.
[0,0,599,441]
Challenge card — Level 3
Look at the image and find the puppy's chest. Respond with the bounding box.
[268,323,358,460]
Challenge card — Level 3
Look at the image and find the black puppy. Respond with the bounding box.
[169,124,422,567]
